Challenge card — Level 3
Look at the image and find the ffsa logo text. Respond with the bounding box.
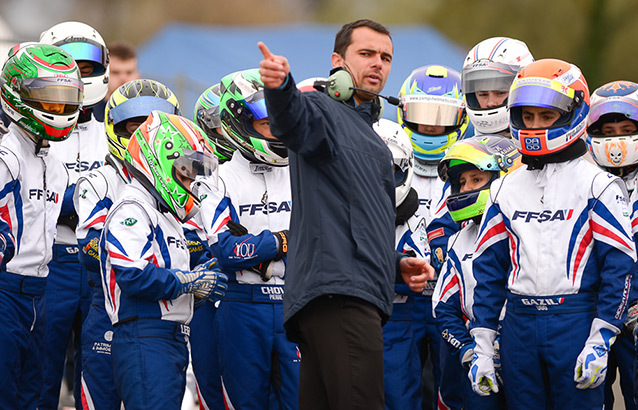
[29,189,59,203]
[512,209,574,223]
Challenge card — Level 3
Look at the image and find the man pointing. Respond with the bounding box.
[258,19,434,409]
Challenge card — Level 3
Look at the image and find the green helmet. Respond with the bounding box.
[124,110,218,222]
[438,135,522,223]
[0,42,84,141]
[105,79,180,161]
[219,69,288,166]
[193,83,235,163]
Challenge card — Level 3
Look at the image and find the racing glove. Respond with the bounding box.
[623,302,638,339]
[574,318,619,389]
[469,327,499,396]
[459,343,475,370]
[173,258,228,301]
[249,260,276,282]
[273,229,288,260]
[0,231,15,269]
[226,220,249,236]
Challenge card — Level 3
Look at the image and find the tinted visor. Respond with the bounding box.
[400,95,466,126]
[173,149,218,180]
[109,96,178,125]
[58,39,108,76]
[462,61,519,94]
[242,90,268,121]
[589,99,638,126]
[21,77,84,114]
[509,78,577,113]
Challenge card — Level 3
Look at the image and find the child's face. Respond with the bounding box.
[459,168,491,193]
[521,106,561,129]
[601,120,637,136]
[476,90,508,109]
[252,118,275,140]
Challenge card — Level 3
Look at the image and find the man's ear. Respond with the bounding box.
[331,52,344,69]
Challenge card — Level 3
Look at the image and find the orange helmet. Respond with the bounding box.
[508,58,590,156]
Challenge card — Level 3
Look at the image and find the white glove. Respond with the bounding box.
[574,318,619,389]
[173,258,228,300]
[468,327,499,396]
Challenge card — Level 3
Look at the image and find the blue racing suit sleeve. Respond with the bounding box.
[78,228,101,273]
[211,229,278,272]
[470,202,511,332]
[184,229,212,270]
[60,184,76,216]
[589,189,636,328]
[435,288,473,358]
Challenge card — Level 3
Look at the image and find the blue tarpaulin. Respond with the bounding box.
[138,22,468,120]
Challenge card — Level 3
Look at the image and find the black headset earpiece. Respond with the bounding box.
[325,67,354,101]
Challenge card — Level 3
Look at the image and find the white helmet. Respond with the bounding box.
[373,118,414,206]
[462,37,534,134]
[40,21,109,107]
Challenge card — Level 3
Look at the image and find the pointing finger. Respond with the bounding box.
[258,42,273,60]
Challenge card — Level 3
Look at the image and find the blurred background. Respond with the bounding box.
[1,0,634,117]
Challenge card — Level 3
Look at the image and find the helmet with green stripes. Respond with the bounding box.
[219,69,287,166]
[0,42,84,141]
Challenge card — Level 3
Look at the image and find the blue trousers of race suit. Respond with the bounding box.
[39,245,91,410]
[605,331,636,410]
[190,299,224,410]
[382,299,422,410]
[412,295,441,409]
[79,270,121,410]
[438,340,505,410]
[112,319,189,410]
[214,283,300,410]
[0,272,47,410]
[501,293,603,409]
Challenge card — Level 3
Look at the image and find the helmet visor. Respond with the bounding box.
[20,77,84,114]
[462,61,519,94]
[243,90,268,121]
[58,39,108,75]
[509,78,577,113]
[109,96,178,125]
[173,149,218,181]
[589,99,638,126]
[400,95,466,126]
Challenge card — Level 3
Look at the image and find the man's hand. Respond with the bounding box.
[258,42,290,89]
[399,256,435,293]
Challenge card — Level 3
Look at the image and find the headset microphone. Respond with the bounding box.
[349,87,401,107]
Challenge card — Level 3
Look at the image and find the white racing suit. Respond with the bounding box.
[196,151,299,409]
[471,158,636,409]
[99,180,195,409]
[0,124,68,409]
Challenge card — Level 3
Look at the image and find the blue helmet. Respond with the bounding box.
[398,65,469,162]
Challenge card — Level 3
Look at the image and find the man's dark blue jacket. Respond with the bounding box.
[264,74,399,341]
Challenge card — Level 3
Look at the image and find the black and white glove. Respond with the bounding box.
[273,230,288,260]
[249,260,276,282]
[623,302,638,339]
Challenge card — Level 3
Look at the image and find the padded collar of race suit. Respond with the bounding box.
[395,187,419,226]
[521,138,587,170]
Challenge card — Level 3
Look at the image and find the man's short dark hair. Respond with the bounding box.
[333,19,391,57]
[108,40,137,60]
